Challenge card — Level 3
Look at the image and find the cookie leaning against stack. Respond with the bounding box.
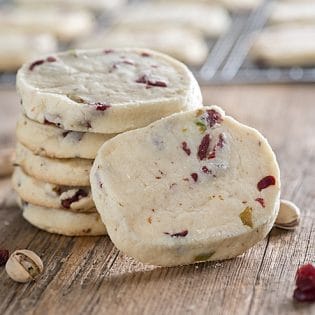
[14,48,202,236]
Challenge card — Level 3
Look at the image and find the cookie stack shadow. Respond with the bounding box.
[12,115,114,236]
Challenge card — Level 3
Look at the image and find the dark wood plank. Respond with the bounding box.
[0,85,314,315]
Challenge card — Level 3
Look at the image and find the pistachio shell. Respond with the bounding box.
[274,199,300,230]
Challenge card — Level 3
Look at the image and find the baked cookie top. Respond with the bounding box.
[91,105,280,266]
[17,48,202,133]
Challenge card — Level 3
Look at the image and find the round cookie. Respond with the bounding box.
[76,26,208,66]
[12,166,95,211]
[91,105,281,266]
[17,48,202,134]
[16,115,116,159]
[0,32,57,72]
[250,25,315,67]
[15,142,92,186]
[19,199,106,236]
[0,7,94,42]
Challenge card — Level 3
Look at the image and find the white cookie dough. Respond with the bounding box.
[16,115,116,159]
[268,2,315,26]
[20,199,106,236]
[0,7,94,42]
[91,106,281,266]
[15,143,93,186]
[12,166,95,211]
[17,48,202,134]
[0,32,57,72]
[250,25,315,67]
[113,3,230,37]
[77,27,208,66]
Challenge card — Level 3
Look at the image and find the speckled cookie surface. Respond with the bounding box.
[12,166,95,211]
[20,199,106,236]
[17,48,202,133]
[16,115,116,159]
[15,143,93,186]
[91,105,281,266]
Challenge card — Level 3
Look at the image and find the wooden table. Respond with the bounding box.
[0,85,314,315]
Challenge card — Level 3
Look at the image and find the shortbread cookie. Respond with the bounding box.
[16,115,116,159]
[17,48,202,134]
[20,200,106,236]
[77,27,208,66]
[113,3,230,37]
[0,32,57,72]
[16,0,126,12]
[0,7,94,42]
[12,166,94,211]
[268,2,315,26]
[91,106,281,266]
[250,25,315,67]
[15,143,92,186]
[159,0,262,12]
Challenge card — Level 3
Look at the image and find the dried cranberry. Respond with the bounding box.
[164,230,188,237]
[257,176,276,191]
[0,249,9,266]
[255,197,265,208]
[191,173,198,182]
[294,288,315,302]
[296,264,315,292]
[136,75,167,88]
[208,150,216,159]
[29,59,45,71]
[46,56,56,62]
[181,142,191,156]
[216,133,225,148]
[61,189,88,209]
[197,134,210,160]
[205,109,223,128]
[89,102,111,111]
[293,263,315,302]
[202,166,211,174]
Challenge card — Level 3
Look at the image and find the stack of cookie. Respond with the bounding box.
[13,48,202,236]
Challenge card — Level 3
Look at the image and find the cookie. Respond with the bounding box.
[91,106,280,266]
[0,7,94,42]
[16,115,116,159]
[0,32,57,72]
[15,143,92,186]
[113,3,230,37]
[19,199,106,236]
[268,2,315,26]
[250,25,315,67]
[16,0,127,12]
[12,166,94,212]
[77,26,208,66]
[17,48,202,134]
[158,0,262,12]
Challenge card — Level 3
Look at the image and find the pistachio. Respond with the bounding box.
[5,250,43,283]
[274,199,300,230]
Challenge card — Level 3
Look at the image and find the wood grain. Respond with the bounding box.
[0,85,314,315]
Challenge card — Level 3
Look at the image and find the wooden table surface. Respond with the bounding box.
[0,85,314,315]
